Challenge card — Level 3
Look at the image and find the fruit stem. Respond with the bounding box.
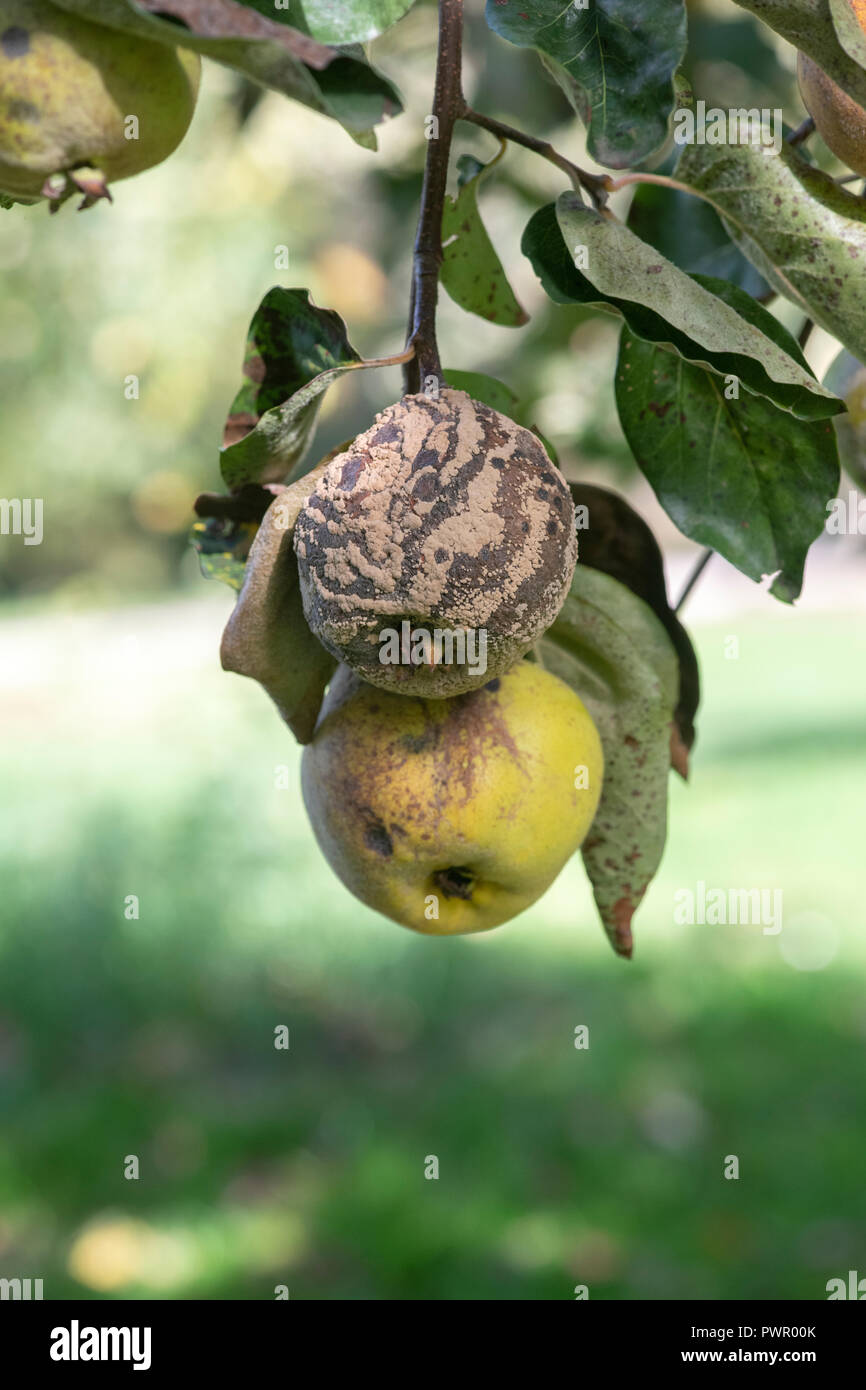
[404,0,464,393]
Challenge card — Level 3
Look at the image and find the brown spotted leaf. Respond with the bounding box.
[540,564,680,958]
[522,198,841,420]
[220,461,336,743]
[220,288,361,489]
[675,139,866,365]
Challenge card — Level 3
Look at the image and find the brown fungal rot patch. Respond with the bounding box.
[292,390,577,696]
[429,681,527,806]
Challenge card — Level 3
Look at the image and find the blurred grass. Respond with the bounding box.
[0,596,864,1300]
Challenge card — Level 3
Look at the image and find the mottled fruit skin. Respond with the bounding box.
[293,389,578,698]
[799,42,866,176]
[302,661,603,936]
[0,0,200,201]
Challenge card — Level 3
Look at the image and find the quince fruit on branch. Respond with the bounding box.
[293,389,577,698]
[798,1,866,175]
[301,659,603,936]
[0,0,200,205]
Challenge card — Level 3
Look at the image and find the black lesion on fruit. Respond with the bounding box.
[1,26,30,58]
[410,468,440,501]
[434,866,474,899]
[339,453,368,490]
[484,678,501,692]
[369,420,401,448]
[363,818,393,858]
[409,446,442,475]
[400,728,438,755]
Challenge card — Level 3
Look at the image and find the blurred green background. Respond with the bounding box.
[1,0,865,1299]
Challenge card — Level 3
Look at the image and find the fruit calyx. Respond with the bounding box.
[433,866,475,900]
[41,165,112,212]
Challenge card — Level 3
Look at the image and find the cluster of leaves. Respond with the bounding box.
[175,0,860,949]
[53,0,411,146]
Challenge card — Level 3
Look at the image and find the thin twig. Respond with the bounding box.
[675,549,713,612]
[459,104,609,208]
[348,345,416,371]
[405,0,464,391]
[787,116,815,148]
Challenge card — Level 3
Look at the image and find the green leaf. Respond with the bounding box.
[569,483,700,771]
[830,0,866,68]
[220,289,362,489]
[540,565,680,958]
[440,156,528,327]
[627,182,769,298]
[50,0,401,144]
[676,138,866,365]
[484,0,687,169]
[441,370,519,415]
[733,0,866,108]
[615,319,840,602]
[521,196,842,421]
[221,463,336,744]
[190,517,259,592]
[244,0,416,45]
